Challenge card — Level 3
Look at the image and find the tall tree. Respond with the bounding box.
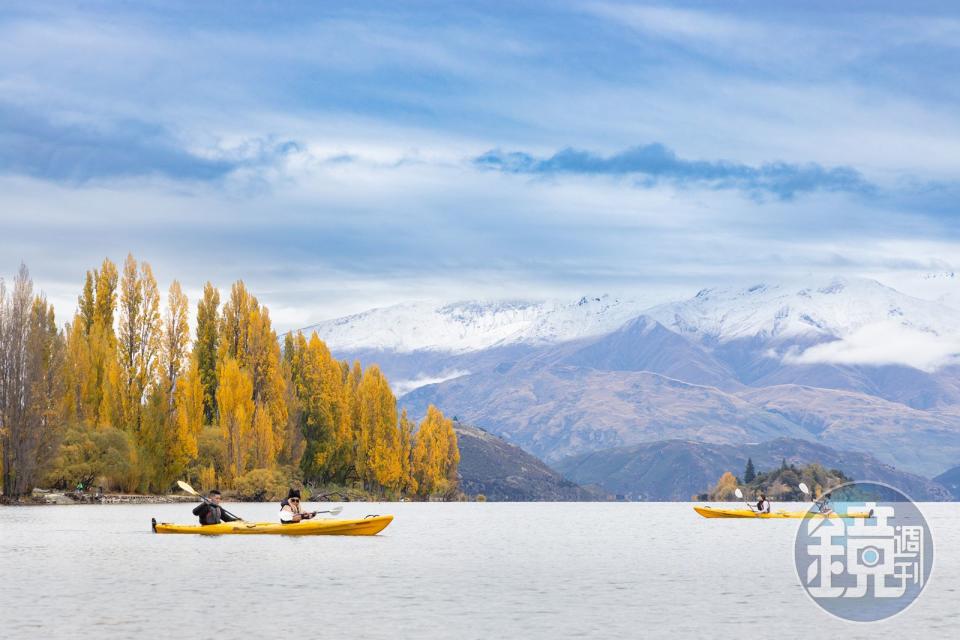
[744,457,756,484]
[245,304,287,459]
[218,281,255,366]
[0,266,65,496]
[78,271,95,333]
[65,258,119,428]
[217,357,254,483]
[356,365,402,492]
[174,356,204,462]
[195,282,220,424]
[160,280,190,405]
[117,254,161,435]
[411,405,459,498]
[293,333,351,483]
[398,409,416,494]
[137,280,192,491]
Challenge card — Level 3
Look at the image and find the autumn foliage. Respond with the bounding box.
[1,256,459,499]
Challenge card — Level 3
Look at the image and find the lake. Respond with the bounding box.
[1,502,957,639]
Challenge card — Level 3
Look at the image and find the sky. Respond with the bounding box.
[2,0,960,331]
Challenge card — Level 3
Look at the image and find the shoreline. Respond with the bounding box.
[2,492,200,506]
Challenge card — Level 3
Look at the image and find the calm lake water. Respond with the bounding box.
[1,502,958,639]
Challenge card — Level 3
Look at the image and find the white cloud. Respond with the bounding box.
[391,370,471,397]
[784,322,960,371]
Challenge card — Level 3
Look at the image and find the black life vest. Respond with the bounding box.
[199,503,222,525]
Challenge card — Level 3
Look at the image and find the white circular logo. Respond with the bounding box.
[793,481,933,622]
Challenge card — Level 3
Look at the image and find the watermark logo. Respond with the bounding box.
[793,481,933,622]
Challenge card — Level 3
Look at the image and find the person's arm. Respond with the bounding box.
[221,510,240,522]
[280,505,296,523]
[192,503,207,516]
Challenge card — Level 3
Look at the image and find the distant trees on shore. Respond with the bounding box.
[0,256,459,499]
[699,461,850,502]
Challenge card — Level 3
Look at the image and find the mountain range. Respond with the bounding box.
[303,276,960,496]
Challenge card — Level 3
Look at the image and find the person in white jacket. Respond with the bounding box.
[756,493,771,514]
[279,488,317,524]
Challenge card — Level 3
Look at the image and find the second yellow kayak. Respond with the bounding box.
[152,514,393,535]
[694,506,872,519]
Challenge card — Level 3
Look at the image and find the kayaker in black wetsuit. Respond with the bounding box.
[279,488,317,524]
[192,489,239,525]
[756,493,771,514]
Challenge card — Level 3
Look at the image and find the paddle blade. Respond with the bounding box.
[177,480,199,496]
[331,506,343,516]
[799,482,810,495]
[734,488,744,499]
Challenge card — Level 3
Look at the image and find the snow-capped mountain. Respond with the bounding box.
[303,276,959,360]
[643,276,959,344]
[297,275,960,478]
[300,294,661,354]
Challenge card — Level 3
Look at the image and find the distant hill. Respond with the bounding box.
[738,384,960,477]
[555,438,952,501]
[454,423,600,501]
[404,366,813,463]
[933,465,960,499]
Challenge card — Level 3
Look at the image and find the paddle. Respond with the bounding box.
[734,487,759,513]
[177,480,245,522]
[799,482,832,514]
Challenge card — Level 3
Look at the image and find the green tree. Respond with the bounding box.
[195,282,220,424]
[744,457,756,484]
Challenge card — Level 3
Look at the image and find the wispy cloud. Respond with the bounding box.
[0,103,302,184]
[474,144,876,200]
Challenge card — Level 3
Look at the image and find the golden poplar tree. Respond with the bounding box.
[245,304,287,461]
[62,259,121,464]
[214,281,287,474]
[218,281,255,366]
[80,259,119,428]
[174,356,204,461]
[412,405,460,498]
[217,357,254,483]
[140,280,192,491]
[398,409,416,494]
[161,281,189,403]
[292,332,352,484]
[117,254,161,435]
[356,365,402,492]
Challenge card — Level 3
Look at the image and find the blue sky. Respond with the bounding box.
[2,1,959,328]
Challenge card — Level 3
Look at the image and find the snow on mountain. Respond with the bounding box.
[298,276,960,374]
[643,276,959,344]
[868,270,960,311]
[300,294,660,353]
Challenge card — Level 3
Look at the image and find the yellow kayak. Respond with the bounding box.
[152,514,393,535]
[694,506,872,519]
